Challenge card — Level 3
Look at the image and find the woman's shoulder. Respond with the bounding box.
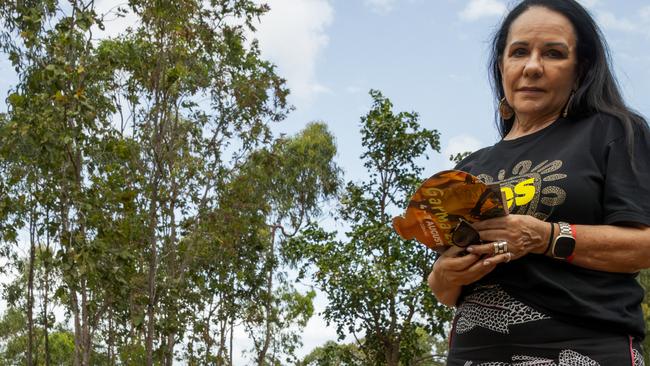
[453,146,493,171]
[573,112,650,141]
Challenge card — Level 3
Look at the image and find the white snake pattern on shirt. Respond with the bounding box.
[455,285,550,334]
[634,349,645,366]
[463,349,601,365]
[456,286,645,366]
[462,348,645,366]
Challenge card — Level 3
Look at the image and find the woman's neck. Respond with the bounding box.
[504,113,561,140]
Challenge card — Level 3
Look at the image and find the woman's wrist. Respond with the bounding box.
[544,222,576,261]
[427,262,461,306]
[531,221,555,255]
[543,222,554,255]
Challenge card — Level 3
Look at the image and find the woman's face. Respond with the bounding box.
[501,6,578,122]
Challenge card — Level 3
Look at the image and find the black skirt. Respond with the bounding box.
[447,284,645,366]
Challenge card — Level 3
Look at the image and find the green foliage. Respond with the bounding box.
[236,122,341,364]
[0,0,302,364]
[0,307,76,365]
[288,90,453,366]
[449,152,472,165]
[300,328,446,366]
[300,341,366,366]
[638,269,650,366]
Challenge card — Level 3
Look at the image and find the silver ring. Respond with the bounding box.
[493,241,508,255]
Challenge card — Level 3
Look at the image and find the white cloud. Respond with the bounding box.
[255,0,334,106]
[364,0,396,14]
[443,134,483,168]
[459,0,506,22]
[641,6,650,22]
[597,11,639,33]
[594,9,650,39]
[312,83,333,95]
[345,85,362,94]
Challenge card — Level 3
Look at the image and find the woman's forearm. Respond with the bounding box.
[427,265,462,307]
[472,215,650,273]
[551,224,650,273]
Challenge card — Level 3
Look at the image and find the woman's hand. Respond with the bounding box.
[427,246,509,306]
[467,214,551,260]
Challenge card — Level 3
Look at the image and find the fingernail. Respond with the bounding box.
[483,260,491,266]
[466,247,474,252]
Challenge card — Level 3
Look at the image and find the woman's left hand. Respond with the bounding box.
[466,214,551,261]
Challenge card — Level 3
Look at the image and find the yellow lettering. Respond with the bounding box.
[501,187,514,209]
[434,212,448,222]
[427,198,442,205]
[423,187,444,197]
[514,178,535,206]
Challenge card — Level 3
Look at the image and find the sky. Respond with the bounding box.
[2,0,650,363]
[253,0,650,181]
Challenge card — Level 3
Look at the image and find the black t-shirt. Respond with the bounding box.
[455,113,650,338]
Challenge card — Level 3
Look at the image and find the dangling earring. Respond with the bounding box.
[563,90,575,118]
[499,97,514,120]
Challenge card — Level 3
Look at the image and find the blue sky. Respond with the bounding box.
[256,0,650,186]
[2,0,650,362]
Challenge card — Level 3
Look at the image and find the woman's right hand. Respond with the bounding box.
[427,246,503,306]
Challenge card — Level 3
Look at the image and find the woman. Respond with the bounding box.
[427,0,650,365]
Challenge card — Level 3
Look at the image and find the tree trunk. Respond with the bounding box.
[165,331,175,365]
[229,317,234,366]
[145,63,165,364]
[164,179,179,366]
[27,209,36,366]
[72,292,82,366]
[385,341,400,366]
[108,308,114,365]
[145,178,160,366]
[43,245,51,366]
[257,227,277,365]
[81,284,92,366]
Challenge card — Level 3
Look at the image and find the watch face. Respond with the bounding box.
[554,236,576,258]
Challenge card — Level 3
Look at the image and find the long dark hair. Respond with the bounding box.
[489,0,648,142]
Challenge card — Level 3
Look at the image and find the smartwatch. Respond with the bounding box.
[551,222,576,259]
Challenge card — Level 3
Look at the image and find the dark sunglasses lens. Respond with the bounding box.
[452,221,480,247]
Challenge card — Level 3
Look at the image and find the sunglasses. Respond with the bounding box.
[451,218,481,247]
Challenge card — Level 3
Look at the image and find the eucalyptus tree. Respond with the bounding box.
[181,122,340,364]
[242,122,341,365]
[101,1,291,363]
[1,0,337,364]
[0,0,286,364]
[0,1,131,364]
[288,91,453,366]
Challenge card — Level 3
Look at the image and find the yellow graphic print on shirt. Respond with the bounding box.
[475,160,567,220]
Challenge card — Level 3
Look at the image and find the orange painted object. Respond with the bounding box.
[392,170,508,250]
